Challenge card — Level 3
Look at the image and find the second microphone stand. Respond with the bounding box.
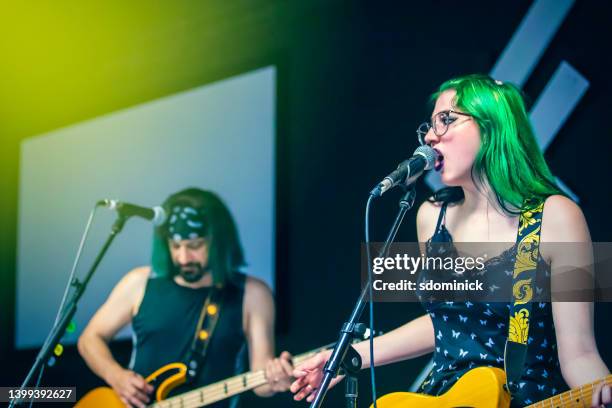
[309,185,417,408]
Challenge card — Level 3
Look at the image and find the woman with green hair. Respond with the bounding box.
[291,74,611,407]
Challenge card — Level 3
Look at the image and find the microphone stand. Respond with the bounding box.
[310,185,417,408]
[10,215,129,407]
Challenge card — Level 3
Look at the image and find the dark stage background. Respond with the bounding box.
[1,1,611,407]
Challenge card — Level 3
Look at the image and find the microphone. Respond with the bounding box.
[97,199,167,226]
[370,145,437,196]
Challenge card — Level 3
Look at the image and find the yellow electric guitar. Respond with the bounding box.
[75,348,320,407]
[75,330,378,408]
[373,366,612,408]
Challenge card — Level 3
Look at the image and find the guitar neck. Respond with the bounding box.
[149,348,323,408]
[525,374,612,408]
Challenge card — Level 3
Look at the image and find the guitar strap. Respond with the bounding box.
[504,200,544,395]
[184,285,225,384]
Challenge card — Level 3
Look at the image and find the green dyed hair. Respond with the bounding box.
[432,74,564,214]
[151,188,246,286]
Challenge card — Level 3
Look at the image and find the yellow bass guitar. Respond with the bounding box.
[74,330,383,408]
[75,348,318,408]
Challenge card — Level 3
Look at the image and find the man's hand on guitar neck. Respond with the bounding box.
[591,380,612,408]
[105,366,154,408]
[261,351,294,394]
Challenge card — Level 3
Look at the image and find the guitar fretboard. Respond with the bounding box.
[525,374,612,408]
[149,349,319,408]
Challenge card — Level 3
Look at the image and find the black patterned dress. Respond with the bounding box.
[416,202,568,407]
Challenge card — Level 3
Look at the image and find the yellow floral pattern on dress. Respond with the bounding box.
[508,308,530,344]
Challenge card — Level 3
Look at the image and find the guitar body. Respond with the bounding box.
[74,387,124,408]
[373,367,511,408]
[75,362,187,408]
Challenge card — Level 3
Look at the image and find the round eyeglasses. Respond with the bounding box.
[417,109,475,145]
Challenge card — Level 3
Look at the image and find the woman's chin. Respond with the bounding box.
[439,169,455,185]
[439,170,466,187]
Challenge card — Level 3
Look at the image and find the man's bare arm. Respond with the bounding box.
[242,276,293,397]
[77,267,152,407]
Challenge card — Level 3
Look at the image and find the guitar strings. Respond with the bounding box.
[525,375,612,408]
[150,354,315,408]
[150,371,267,408]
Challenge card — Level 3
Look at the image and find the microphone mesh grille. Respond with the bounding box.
[414,145,437,170]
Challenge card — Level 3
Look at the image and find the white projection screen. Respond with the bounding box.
[16,66,276,349]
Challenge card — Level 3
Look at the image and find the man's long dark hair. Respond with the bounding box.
[151,188,246,286]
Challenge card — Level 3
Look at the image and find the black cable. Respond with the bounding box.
[365,194,377,408]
